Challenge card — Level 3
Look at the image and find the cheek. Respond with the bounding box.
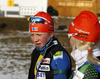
[40,36,47,42]
[40,36,50,44]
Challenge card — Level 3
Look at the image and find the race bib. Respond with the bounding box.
[37,72,46,79]
[73,70,84,79]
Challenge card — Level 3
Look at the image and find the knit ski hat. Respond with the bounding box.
[68,11,100,42]
[29,11,54,33]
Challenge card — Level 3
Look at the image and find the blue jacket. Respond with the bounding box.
[28,38,72,79]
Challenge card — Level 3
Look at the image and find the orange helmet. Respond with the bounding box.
[29,11,54,33]
[68,11,100,42]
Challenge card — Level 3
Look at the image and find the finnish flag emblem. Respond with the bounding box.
[32,27,38,31]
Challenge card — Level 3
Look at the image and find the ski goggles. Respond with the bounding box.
[68,33,88,39]
[68,33,78,39]
[29,17,54,28]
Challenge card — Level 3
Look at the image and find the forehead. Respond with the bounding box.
[30,32,48,35]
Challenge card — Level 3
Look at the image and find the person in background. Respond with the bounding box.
[28,11,72,79]
[68,10,100,79]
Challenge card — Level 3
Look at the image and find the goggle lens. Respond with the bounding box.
[29,17,45,24]
[29,17,54,28]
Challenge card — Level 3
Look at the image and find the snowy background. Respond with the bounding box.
[0,31,35,79]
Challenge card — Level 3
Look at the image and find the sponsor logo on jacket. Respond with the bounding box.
[39,65,50,71]
[53,51,63,60]
[42,58,50,64]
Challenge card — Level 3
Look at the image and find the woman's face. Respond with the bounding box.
[30,32,53,47]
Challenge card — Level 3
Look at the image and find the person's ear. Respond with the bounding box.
[49,33,54,38]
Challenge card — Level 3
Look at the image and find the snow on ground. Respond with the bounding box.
[0,31,34,79]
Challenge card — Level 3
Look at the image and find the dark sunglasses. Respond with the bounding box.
[29,17,54,28]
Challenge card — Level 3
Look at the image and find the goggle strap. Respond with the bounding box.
[68,33,78,39]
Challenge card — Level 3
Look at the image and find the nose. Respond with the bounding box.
[33,36,39,42]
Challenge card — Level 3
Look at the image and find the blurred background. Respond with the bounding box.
[0,0,100,79]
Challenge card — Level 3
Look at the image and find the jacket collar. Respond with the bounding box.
[71,46,100,69]
[93,46,100,57]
